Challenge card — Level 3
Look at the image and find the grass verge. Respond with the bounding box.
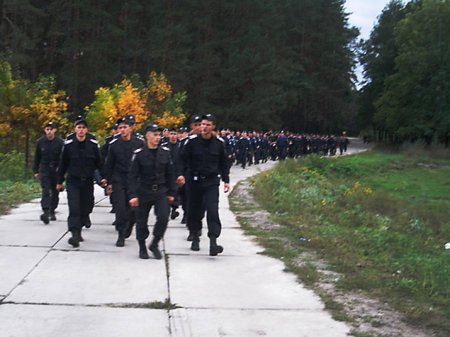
[0,180,40,215]
[230,150,450,336]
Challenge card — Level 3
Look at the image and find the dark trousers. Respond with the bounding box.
[187,179,221,239]
[135,195,169,241]
[240,150,248,168]
[40,171,59,213]
[66,176,94,231]
[278,147,287,160]
[112,181,135,233]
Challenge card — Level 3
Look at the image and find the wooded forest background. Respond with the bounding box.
[1,0,449,144]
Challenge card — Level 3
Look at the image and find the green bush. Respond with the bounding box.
[0,151,33,181]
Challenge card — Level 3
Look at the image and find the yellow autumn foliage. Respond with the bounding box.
[155,111,186,129]
[86,72,186,140]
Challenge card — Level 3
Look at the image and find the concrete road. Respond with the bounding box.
[0,144,368,337]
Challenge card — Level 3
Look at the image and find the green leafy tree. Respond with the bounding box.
[376,0,450,144]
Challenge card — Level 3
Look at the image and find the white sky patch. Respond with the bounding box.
[345,0,392,40]
[344,0,394,86]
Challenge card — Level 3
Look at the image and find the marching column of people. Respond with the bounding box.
[34,113,349,259]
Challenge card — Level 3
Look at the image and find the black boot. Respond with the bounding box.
[49,211,56,221]
[209,237,223,256]
[149,236,163,260]
[68,229,81,248]
[170,208,179,220]
[124,223,134,239]
[116,231,125,247]
[40,211,49,225]
[84,216,91,228]
[138,240,149,259]
[187,229,202,241]
[190,235,200,251]
[78,228,84,242]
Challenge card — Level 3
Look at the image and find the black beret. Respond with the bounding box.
[124,114,136,125]
[189,114,202,124]
[201,113,216,123]
[45,122,57,129]
[145,123,161,133]
[74,115,88,127]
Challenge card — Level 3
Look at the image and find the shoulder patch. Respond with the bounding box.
[161,146,170,151]
[64,139,73,145]
[216,136,224,142]
[188,134,198,139]
[134,148,143,154]
[89,139,98,144]
[109,138,118,145]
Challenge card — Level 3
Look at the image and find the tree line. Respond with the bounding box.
[359,0,450,145]
[2,0,448,145]
[0,0,358,134]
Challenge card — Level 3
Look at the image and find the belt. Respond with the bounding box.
[149,184,165,192]
[192,174,220,181]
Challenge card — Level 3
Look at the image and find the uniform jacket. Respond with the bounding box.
[128,145,176,201]
[103,136,144,183]
[33,136,64,174]
[180,135,230,184]
[57,137,102,183]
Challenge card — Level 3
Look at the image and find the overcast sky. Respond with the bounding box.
[345,0,393,40]
[344,0,394,85]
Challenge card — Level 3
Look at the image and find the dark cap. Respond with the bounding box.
[145,123,161,133]
[112,121,119,130]
[189,114,202,124]
[201,113,216,124]
[45,122,57,129]
[124,114,136,125]
[117,117,134,126]
[74,115,88,127]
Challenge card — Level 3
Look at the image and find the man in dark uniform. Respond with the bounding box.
[65,116,99,229]
[164,127,182,220]
[178,114,230,256]
[57,116,103,247]
[101,121,120,214]
[338,131,349,155]
[128,123,176,260]
[102,117,144,247]
[180,115,203,230]
[220,128,234,171]
[237,131,250,169]
[277,131,288,160]
[33,122,64,224]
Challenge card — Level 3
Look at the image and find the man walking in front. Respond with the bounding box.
[178,114,230,256]
[57,117,103,247]
[128,124,176,260]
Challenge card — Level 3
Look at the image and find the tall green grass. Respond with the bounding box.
[0,151,40,214]
[251,151,450,335]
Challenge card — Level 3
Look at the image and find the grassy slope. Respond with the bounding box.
[246,151,450,335]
